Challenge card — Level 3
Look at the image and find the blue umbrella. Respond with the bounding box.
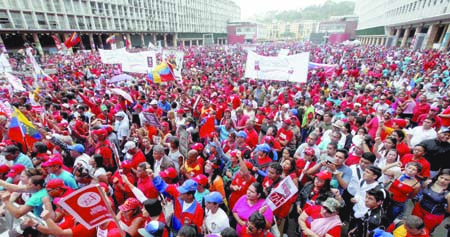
[108,74,133,83]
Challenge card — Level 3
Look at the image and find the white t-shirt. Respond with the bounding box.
[205,208,230,234]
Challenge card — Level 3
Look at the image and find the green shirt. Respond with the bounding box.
[26,189,48,216]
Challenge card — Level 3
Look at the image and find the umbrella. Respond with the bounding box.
[109,88,133,103]
[108,74,133,83]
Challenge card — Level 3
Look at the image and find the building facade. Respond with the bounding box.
[355,0,450,50]
[227,21,258,44]
[266,21,319,41]
[0,0,240,54]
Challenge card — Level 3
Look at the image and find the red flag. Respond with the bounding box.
[199,116,215,138]
[124,37,131,49]
[51,35,62,51]
[64,32,81,49]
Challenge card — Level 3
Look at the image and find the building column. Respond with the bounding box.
[394,29,401,47]
[189,40,192,46]
[88,33,95,50]
[32,33,44,56]
[173,33,177,47]
[196,39,199,46]
[152,33,157,44]
[424,24,440,49]
[140,33,145,48]
[401,28,410,48]
[97,34,104,49]
[0,34,5,53]
[440,24,450,51]
[163,33,167,48]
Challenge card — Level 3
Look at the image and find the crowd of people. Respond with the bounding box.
[0,41,449,237]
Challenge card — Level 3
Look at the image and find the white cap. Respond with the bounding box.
[122,141,136,153]
[150,99,158,105]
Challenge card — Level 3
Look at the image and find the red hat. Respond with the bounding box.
[325,101,333,107]
[54,115,63,123]
[160,167,177,179]
[264,136,274,144]
[133,104,143,110]
[42,157,63,167]
[160,95,166,100]
[105,126,113,134]
[121,160,133,169]
[391,119,407,128]
[161,122,169,127]
[245,161,254,170]
[6,164,25,178]
[92,128,108,137]
[119,198,142,212]
[230,150,238,157]
[315,170,332,181]
[46,178,69,189]
[304,147,315,156]
[191,143,204,152]
[193,174,208,186]
[347,92,354,97]
[283,119,291,125]
[176,109,184,114]
[431,106,439,112]
[0,164,10,174]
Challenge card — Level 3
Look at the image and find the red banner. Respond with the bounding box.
[58,184,115,229]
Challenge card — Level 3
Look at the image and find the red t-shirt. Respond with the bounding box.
[276,128,293,145]
[345,153,361,166]
[138,175,159,199]
[240,226,275,237]
[245,129,259,149]
[70,223,97,236]
[400,154,431,179]
[131,150,147,169]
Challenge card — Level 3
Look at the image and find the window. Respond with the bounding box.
[35,13,47,29]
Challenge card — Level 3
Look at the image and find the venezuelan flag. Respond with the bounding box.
[64,32,80,49]
[147,61,175,83]
[8,107,41,151]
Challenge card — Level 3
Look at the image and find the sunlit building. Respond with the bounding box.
[0,0,240,54]
[355,0,450,50]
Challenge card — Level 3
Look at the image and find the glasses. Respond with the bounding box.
[323,206,333,214]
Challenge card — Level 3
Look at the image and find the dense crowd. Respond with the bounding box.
[0,41,450,237]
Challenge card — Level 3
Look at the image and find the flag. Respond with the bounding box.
[199,116,215,138]
[64,32,80,49]
[0,101,11,118]
[51,35,62,51]
[8,107,41,151]
[106,35,115,44]
[124,37,131,49]
[147,61,176,83]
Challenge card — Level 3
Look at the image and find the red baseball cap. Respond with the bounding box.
[42,157,63,167]
[191,143,204,151]
[160,167,177,179]
[193,174,208,186]
[315,170,332,181]
[0,164,10,174]
[304,147,315,156]
[46,179,69,189]
[6,164,25,178]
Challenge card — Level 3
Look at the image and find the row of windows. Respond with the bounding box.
[386,0,450,17]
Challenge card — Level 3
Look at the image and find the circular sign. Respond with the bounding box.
[77,192,101,208]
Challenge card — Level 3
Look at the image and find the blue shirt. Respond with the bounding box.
[26,189,48,216]
[49,170,78,189]
[15,153,33,169]
[158,101,171,112]
[217,125,234,142]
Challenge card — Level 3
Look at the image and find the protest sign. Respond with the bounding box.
[266,175,298,211]
[178,125,189,158]
[58,184,115,229]
[244,51,309,83]
[143,112,161,128]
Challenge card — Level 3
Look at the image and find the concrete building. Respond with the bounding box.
[227,21,258,44]
[355,0,450,50]
[266,21,319,41]
[313,15,358,44]
[0,0,240,54]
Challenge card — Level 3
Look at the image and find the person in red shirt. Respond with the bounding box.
[356,89,372,107]
[400,144,431,180]
[124,162,159,199]
[92,128,115,172]
[245,120,259,149]
[412,95,431,125]
[417,106,442,131]
[240,212,274,237]
[123,141,146,170]
[340,92,354,110]
[276,119,294,148]
[112,161,136,205]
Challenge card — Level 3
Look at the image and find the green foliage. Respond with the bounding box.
[257,0,355,23]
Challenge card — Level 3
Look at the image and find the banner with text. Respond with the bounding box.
[244,51,309,83]
[266,175,298,211]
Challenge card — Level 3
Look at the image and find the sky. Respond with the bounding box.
[232,0,351,19]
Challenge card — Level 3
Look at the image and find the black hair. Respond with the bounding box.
[430,169,450,191]
[92,154,105,168]
[250,182,266,199]
[336,148,349,159]
[220,227,238,237]
[143,199,162,217]
[366,165,382,180]
[248,212,266,230]
[33,142,48,153]
[177,224,199,237]
[361,152,376,164]
[393,129,405,142]
[269,162,283,175]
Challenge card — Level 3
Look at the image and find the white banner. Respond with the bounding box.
[122,51,157,73]
[244,51,309,83]
[278,49,289,57]
[162,50,184,78]
[4,73,25,92]
[266,175,298,211]
[0,54,12,73]
[99,48,127,64]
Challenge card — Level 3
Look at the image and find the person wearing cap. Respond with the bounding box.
[408,117,437,148]
[235,130,252,159]
[92,128,116,172]
[117,197,146,237]
[68,143,92,176]
[2,145,33,169]
[203,191,230,234]
[123,162,159,200]
[298,197,342,237]
[0,164,25,192]
[192,174,210,204]
[111,160,136,204]
[294,133,320,160]
[275,119,294,149]
[138,220,166,237]
[320,120,346,150]
[228,152,256,209]
[46,178,74,200]
[44,156,78,189]
[152,177,204,233]
[0,164,9,181]
[235,108,250,131]
[115,111,130,149]
[122,141,147,170]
